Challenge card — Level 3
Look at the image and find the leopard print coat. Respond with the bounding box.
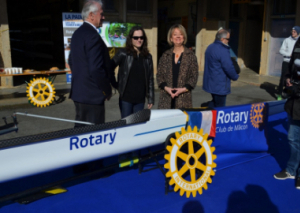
[156,47,198,109]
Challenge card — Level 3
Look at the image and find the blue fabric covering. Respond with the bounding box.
[1,153,299,212]
[213,103,269,171]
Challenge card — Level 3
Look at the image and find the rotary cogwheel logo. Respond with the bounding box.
[250,103,265,128]
[26,78,56,108]
[164,126,217,198]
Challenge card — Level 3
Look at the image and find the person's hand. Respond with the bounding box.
[173,87,188,97]
[106,94,112,101]
[286,78,293,87]
[164,86,176,98]
[148,104,153,109]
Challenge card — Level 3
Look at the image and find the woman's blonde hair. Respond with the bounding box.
[167,24,187,46]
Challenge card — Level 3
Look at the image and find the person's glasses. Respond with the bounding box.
[132,36,144,40]
[224,38,230,41]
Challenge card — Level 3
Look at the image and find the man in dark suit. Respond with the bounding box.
[69,0,114,176]
[69,0,112,127]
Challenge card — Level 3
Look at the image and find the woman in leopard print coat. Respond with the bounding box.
[156,24,198,109]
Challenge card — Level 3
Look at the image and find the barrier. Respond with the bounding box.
[187,101,288,170]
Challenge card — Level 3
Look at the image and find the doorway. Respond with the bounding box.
[243,3,264,73]
[268,19,295,77]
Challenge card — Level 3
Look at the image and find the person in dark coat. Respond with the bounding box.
[68,0,114,176]
[111,26,154,118]
[202,29,239,108]
[69,0,112,127]
[274,37,300,189]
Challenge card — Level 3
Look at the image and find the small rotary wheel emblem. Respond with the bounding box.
[164,126,217,198]
[250,103,265,128]
[26,77,56,107]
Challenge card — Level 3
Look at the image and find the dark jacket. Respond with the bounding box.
[111,49,154,104]
[203,40,239,95]
[156,47,198,109]
[285,38,300,120]
[69,22,112,105]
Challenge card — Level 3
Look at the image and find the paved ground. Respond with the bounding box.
[0,68,281,140]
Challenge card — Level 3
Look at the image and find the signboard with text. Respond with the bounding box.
[214,102,268,154]
[62,12,110,69]
[62,12,139,69]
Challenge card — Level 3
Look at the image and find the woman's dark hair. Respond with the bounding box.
[126,26,149,58]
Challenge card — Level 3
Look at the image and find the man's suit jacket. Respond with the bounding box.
[69,22,112,105]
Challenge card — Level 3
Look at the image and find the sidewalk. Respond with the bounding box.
[0,68,280,108]
[197,68,279,87]
[234,68,279,86]
[0,75,71,108]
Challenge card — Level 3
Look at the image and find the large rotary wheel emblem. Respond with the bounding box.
[164,126,217,198]
[250,103,265,128]
[26,78,56,107]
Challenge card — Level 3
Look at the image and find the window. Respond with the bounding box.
[207,1,222,19]
[230,3,240,19]
[102,0,116,11]
[127,0,150,13]
[273,0,296,15]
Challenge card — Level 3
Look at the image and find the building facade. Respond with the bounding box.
[1,0,300,87]
[0,0,158,87]
[159,0,300,77]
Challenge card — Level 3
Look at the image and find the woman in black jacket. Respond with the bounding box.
[111,26,154,118]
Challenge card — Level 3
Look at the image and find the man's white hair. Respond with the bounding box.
[81,0,103,21]
[215,29,230,41]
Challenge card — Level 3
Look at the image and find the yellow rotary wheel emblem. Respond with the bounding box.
[164,126,217,198]
[26,78,56,107]
[250,103,265,128]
